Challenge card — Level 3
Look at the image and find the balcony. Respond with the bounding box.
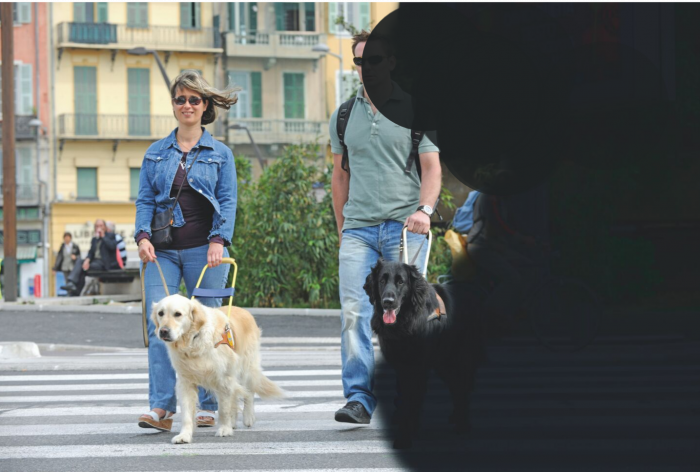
[56,22,223,53]
[227,118,328,145]
[225,32,326,60]
[57,114,224,141]
[0,184,40,206]
[0,116,38,141]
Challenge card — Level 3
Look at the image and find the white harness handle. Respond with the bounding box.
[400,226,432,279]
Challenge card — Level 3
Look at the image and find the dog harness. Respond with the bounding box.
[427,293,447,322]
[214,324,235,350]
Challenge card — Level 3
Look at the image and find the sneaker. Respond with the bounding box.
[335,401,371,424]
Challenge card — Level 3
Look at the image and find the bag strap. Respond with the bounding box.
[168,147,202,211]
[337,98,356,173]
[405,130,425,180]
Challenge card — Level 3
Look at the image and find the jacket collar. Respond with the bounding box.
[160,127,215,151]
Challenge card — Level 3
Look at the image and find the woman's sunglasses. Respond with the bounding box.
[352,55,386,67]
[172,96,204,106]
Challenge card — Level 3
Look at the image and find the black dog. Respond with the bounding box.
[364,259,484,449]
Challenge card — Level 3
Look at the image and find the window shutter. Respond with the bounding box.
[359,2,370,31]
[328,3,337,34]
[251,72,262,118]
[19,2,32,24]
[137,3,148,27]
[275,3,284,31]
[194,3,201,29]
[305,3,315,32]
[96,3,108,23]
[127,3,136,26]
[248,2,257,34]
[130,168,140,200]
[228,3,236,31]
[73,3,85,23]
[180,2,191,28]
[20,64,33,115]
[77,168,98,200]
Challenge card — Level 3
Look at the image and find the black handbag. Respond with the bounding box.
[150,148,201,249]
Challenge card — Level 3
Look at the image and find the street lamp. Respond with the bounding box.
[228,124,266,171]
[312,43,344,105]
[28,118,49,299]
[127,47,170,91]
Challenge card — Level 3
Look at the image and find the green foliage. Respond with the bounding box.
[228,143,339,308]
[334,16,359,36]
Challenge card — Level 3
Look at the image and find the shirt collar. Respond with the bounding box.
[356,81,409,104]
[161,127,215,151]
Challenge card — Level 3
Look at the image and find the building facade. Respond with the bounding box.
[0,2,52,297]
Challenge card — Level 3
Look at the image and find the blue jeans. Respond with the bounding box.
[142,244,230,413]
[338,220,430,415]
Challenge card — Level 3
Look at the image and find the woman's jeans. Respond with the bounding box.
[338,220,429,416]
[142,244,230,413]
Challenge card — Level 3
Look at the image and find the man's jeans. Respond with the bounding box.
[142,244,230,414]
[338,220,430,415]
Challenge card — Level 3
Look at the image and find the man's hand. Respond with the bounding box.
[70,254,77,261]
[207,242,224,268]
[82,258,90,271]
[138,239,156,263]
[95,229,104,238]
[404,211,431,235]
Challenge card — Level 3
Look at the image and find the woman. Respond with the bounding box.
[134,70,240,432]
[53,232,81,291]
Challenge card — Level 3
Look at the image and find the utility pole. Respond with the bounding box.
[1,3,19,301]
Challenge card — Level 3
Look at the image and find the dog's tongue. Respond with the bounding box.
[383,309,397,324]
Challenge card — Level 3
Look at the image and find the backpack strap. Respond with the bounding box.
[405,130,425,180]
[337,98,356,173]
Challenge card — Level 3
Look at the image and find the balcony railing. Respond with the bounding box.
[0,184,40,206]
[228,118,327,145]
[0,116,38,141]
[225,32,326,59]
[56,22,222,51]
[57,114,224,140]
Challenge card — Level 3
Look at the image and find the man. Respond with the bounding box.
[62,219,121,296]
[330,30,442,424]
[105,221,127,268]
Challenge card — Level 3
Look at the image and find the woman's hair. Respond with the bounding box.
[170,70,242,125]
[63,232,72,239]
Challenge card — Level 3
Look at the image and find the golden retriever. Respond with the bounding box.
[151,294,284,444]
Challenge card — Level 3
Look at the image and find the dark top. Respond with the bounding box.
[86,233,121,270]
[136,151,224,249]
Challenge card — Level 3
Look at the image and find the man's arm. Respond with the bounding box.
[404,151,442,234]
[331,152,349,243]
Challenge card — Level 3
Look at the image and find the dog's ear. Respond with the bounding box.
[189,298,207,331]
[407,264,430,309]
[363,260,383,305]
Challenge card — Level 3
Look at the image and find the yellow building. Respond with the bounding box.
[49,2,223,295]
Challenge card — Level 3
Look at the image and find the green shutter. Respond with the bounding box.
[194,2,201,28]
[275,3,284,31]
[305,3,315,31]
[359,3,370,30]
[73,3,86,22]
[127,3,136,26]
[248,2,258,33]
[96,3,108,23]
[283,73,304,119]
[228,3,236,31]
[19,64,32,115]
[180,2,191,28]
[130,168,140,200]
[19,2,31,24]
[77,168,97,200]
[328,2,337,33]
[74,66,97,135]
[128,68,150,136]
[251,72,262,118]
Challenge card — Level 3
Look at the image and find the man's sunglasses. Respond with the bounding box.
[353,55,386,67]
[172,96,204,106]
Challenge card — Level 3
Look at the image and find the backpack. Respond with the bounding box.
[336,98,426,179]
[452,190,481,233]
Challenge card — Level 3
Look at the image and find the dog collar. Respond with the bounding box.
[214,324,235,349]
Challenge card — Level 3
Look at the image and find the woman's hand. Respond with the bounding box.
[207,242,224,268]
[138,239,156,263]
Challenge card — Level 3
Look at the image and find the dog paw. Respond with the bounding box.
[172,433,192,444]
[243,411,255,428]
[215,426,234,437]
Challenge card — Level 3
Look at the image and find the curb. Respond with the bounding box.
[0,303,340,316]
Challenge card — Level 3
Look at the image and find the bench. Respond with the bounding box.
[83,268,141,296]
[85,269,137,284]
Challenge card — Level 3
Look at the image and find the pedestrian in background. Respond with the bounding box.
[53,232,80,291]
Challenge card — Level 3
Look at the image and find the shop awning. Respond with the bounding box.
[0,246,38,264]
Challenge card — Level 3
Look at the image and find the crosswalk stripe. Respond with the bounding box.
[0,379,345,392]
[0,390,347,402]
[0,370,342,382]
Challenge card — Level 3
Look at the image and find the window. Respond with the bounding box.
[283,73,305,119]
[130,168,140,200]
[3,3,32,25]
[17,208,40,220]
[74,66,97,135]
[127,3,148,28]
[228,71,262,119]
[77,168,98,200]
[336,70,360,107]
[0,63,33,116]
[180,2,201,30]
[228,2,257,36]
[128,68,151,136]
[96,3,108,23]
[328,2,370,35]
[73,3,108,23]
[275,3,315,32]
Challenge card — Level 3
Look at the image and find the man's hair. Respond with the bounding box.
[63,232,72,239]
[351,30,372,56]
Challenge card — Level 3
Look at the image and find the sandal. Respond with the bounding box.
[138,410,174,432]
[196,410,216,427]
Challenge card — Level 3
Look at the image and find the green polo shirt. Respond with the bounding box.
[330,84,440,231]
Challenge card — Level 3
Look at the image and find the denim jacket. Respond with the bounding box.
[134,128,237,245]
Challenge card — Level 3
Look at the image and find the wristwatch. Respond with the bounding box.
[417,205,433,217]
